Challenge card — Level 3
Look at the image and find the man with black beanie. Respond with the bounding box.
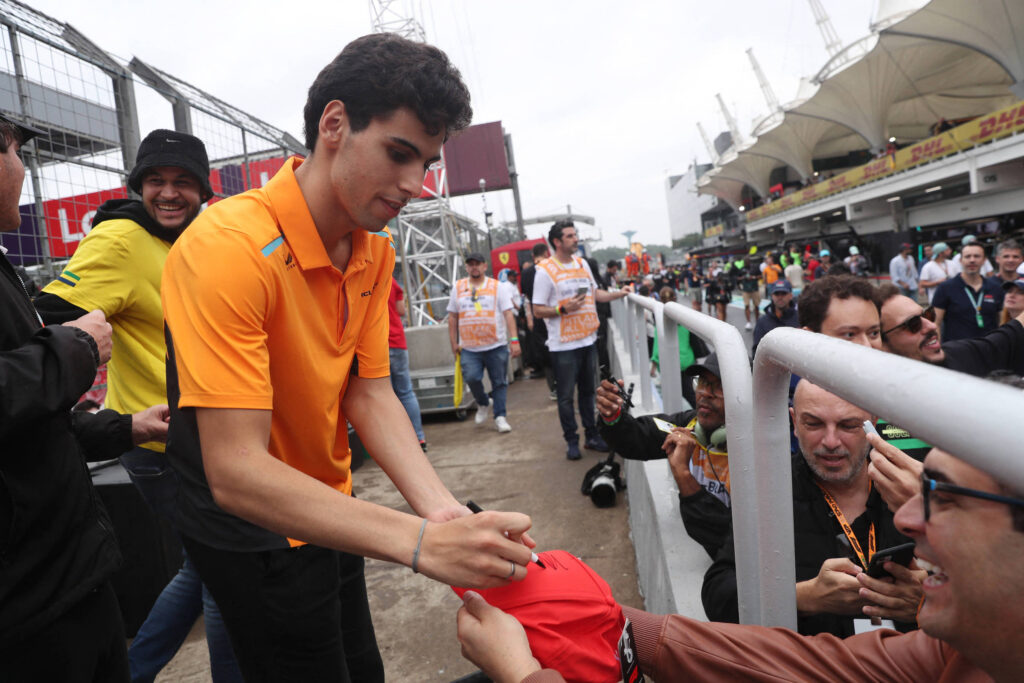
[35,129,242,681]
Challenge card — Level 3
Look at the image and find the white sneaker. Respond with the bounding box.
[475,403,490,425]
[744,321,752,330]
[495,416,512,433]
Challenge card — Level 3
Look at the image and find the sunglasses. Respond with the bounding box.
[691,375,723,396]
[882,306,935,337]
[921,472,1024,521]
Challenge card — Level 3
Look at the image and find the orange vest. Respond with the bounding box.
[453,277,503,349]
[538,257,600,344]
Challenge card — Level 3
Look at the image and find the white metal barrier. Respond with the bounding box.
[751,327,1024,629]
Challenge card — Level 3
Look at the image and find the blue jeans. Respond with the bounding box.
[550,343,598,444]
[460,345,509,418]
[120,448,242,683]
[389,347,425,441]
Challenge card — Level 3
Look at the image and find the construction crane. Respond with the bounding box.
[716,93,744,148]
[696,122,718,164]
[746,47,780,114]
[806,0,842,57]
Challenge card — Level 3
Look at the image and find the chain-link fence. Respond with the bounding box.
[0,0,305,288]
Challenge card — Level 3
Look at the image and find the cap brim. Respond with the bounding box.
[0,114,46,144]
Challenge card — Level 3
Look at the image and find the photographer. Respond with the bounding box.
[596,354,731,557]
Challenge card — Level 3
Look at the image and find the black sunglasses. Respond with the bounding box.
[921,472,1024,521]
[882,306,935,338]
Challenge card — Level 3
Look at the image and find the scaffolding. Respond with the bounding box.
[0,0,305,284]
[370,1,486,326]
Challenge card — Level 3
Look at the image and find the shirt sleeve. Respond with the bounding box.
[446,283,460,314]
[497,281,515,312]
[162,228,274,409]
[932,280,951,310]
[532,269,555,307]
[40,227,135,316]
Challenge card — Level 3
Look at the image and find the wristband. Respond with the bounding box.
[411,518,428,574]
[509,337,519,342]
[557,304,565,315]
[602,407,623,426]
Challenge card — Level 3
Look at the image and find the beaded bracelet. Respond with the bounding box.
[602,407,623,426]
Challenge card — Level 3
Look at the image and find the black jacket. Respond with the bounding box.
[0,251,125,643]
[701,455,914,638]
[752,302,799,356]
[599,409,731,557]
[941,319,1024,377]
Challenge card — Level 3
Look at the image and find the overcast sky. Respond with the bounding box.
[30,0,880,248]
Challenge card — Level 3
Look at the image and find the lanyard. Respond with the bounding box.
[816,482,875,570]
[963,285,985,328]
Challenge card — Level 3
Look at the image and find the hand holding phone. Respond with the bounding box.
[865,542,916,579]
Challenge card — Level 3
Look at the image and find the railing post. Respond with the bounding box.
[657,303,683,413]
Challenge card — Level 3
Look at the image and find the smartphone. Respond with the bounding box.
[865,542,916,579]
[576,286,588,297]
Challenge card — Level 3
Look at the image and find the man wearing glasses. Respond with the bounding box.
[595,354,732,557]
[877,284,1024,377]
[456,446,1024,682]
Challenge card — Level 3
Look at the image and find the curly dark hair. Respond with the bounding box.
[303,33,472,151]
[548,219,574,249]
[798,274,880,331]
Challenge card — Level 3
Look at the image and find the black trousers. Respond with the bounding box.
[0,581,129,683]
[183,536,384,683]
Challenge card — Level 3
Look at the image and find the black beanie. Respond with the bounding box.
[128,129,213,202]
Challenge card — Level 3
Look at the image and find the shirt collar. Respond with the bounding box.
[264,157,373,272]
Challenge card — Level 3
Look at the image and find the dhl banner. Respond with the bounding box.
[746,100,1024,223]
[704,223,724,238]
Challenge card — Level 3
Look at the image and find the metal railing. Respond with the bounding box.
[750,327,1024,629]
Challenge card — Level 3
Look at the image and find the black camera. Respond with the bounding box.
[581,456,624,507]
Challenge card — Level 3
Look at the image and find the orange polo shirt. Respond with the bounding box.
[162,156,394,550]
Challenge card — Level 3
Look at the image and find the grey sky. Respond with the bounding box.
[32,0,876,248]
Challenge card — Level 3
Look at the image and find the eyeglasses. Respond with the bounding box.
[691,376,723,396]
[920,472,1024,522]
[882,306,935,338]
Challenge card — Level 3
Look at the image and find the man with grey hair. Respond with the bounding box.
[701,380,922,638]
[987,238,1024,291]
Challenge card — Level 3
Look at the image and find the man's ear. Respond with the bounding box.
[317,100,349,150]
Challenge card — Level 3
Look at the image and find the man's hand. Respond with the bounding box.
[561,292,586,314]
[796,558,867,616]
[867,433,923,513]
[457,591,541,683]
[417,510,536,588]
[857,562,925,623]
[452,343,462,356]
[427,505,537,550]
[596,379,624,419]
[510,341,521,359]
[662,427,700,496]
[132,404,170,444]
[63,309,113,364]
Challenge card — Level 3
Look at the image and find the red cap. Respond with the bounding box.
[453,550,624,683]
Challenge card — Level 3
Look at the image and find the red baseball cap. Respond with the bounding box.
[453,550,624,683]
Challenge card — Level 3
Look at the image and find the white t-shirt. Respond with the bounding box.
[532,258,599,352]
[919,260,951,303]
[784,263,805,290]
[446,277,515,352]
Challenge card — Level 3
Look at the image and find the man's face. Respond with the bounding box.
[693,369,725,432]
[140,166,203,233]
[880,295,944,363]
[792,381,871,485]
[771,290,792,309]
[465,260,485,279]
[0,138,25,233]
[329,106,444,232]
[553,227,578,256]
[923,245,933,259]
[818,297,882,349]
[997,248,1023,276]
[960,245,985,275]
[895,449,1024,653]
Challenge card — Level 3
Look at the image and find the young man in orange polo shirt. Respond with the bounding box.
[161,34,534,681]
